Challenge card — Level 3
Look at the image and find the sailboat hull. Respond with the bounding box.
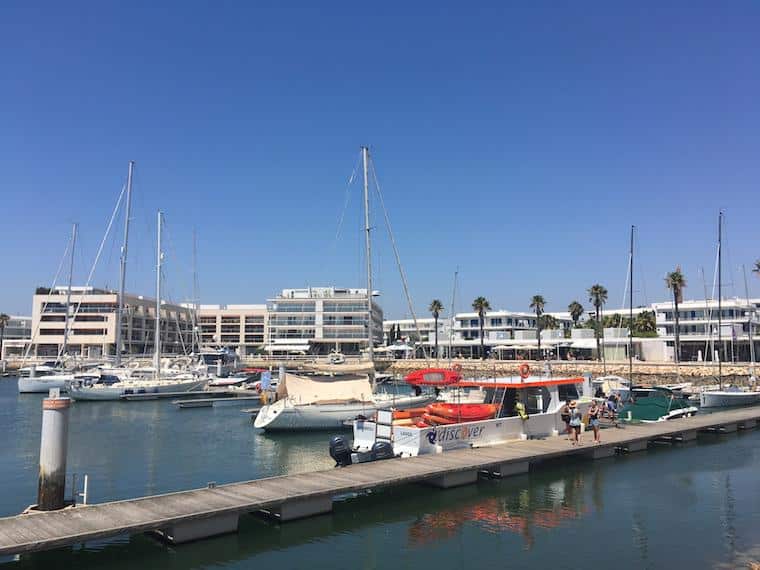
[254,394,435,431]
[68,379,206,401]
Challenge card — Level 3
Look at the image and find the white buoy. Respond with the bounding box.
[216,359,223,378]
[38,389,71,510]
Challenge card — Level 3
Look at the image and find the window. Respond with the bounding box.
[75,315,107,322]
[41,315,66,322]
[558,383,580,402]
[221,316,240,324]
[72,329,106,335]
[490,318,502,326]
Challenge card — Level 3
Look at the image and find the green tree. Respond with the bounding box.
[428,299,444,358]
[568,301,584,327]
[530,295,546,357]
[588,284,608,361]
[632,310,657,336]
[0,313,8,359]
[665,267,687,363]
[472,297,491,359]
[538,314,559,330]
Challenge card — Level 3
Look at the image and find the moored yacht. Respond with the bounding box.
[253,372,434,431]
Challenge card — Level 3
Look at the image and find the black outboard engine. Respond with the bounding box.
[329,435,352,467]
[371,441,394,461]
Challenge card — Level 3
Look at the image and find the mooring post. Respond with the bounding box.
[37,389,71,511]
[279,362,286,383]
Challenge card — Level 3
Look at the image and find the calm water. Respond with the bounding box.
[2,378,760,569]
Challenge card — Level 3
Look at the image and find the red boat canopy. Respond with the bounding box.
[404,368,461,386]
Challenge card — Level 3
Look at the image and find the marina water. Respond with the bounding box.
[1,378,759,569]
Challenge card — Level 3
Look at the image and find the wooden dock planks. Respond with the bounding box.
[1,405,759,556]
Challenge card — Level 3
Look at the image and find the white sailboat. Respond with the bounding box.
[253,372,433,430]
[18,224,79,394]
[255,147,433,430]
[69,210,207,401]
[700,212,760,408]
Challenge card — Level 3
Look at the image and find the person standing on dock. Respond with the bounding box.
[560,400,572,439]
[588,401,601,444]
[569,401,582,446]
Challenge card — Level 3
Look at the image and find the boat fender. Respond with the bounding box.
[329,436,352,467]
[519,364,531,379]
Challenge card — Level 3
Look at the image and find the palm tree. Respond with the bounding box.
[665,267,687,363]
[0,313,9,360]
[529,295,546,358]
[428,299,444,358]
[753,260,760,277]
[568,301,584,327]
[472,297,490,359]
[588,285,608,361]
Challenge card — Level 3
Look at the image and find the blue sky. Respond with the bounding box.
[2,1,759,318]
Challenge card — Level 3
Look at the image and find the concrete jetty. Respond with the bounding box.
[0,406,758,557]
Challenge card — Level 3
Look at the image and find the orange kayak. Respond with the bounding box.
[421,413,459,425]
[392,408,428,420]
[426,403,499,422]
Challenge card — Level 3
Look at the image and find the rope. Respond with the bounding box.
[21,237,71,362]
[369,157,429,363]
[57,185,127,362]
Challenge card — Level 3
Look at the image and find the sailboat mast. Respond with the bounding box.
[115,160,134,366]
[192,228,200,354]
[154,211,163,378]
[448,268,458,366]
[61,223,78,359]
[742,264,755,370]
[362,146,374,370]
[718,211,723,387]
[629,225,634,384]
[700,266,713,365]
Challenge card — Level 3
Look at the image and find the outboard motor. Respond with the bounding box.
[329,435,352,467]
[371,441,394,461]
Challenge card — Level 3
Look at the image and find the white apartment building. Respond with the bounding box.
[0,316,32,360]
[197,304,267,356]
[266,287,383,356]
[652,297,760,362]
[19,286,194,359]
[385,310,575,358]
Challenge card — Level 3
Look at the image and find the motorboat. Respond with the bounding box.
[253,372,434,431]
[699,384,760,408]
[18,372,74,394]
[618,387,698,422]
[591,375,631,402]
[207,370,261,388]
[334,374,592,462]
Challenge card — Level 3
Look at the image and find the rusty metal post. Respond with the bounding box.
[37,389,71,510]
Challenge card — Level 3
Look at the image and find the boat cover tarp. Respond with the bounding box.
[277,373,374,405]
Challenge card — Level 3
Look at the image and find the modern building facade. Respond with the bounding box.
[0,316,32,359]
[266,287,383,355]
[20,286,194,359]
[197,304,267,356]
[652,297,760,362]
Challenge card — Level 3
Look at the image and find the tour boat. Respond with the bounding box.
[253,372,434,431]
[618,387,698,422]
[333,374,592,462]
